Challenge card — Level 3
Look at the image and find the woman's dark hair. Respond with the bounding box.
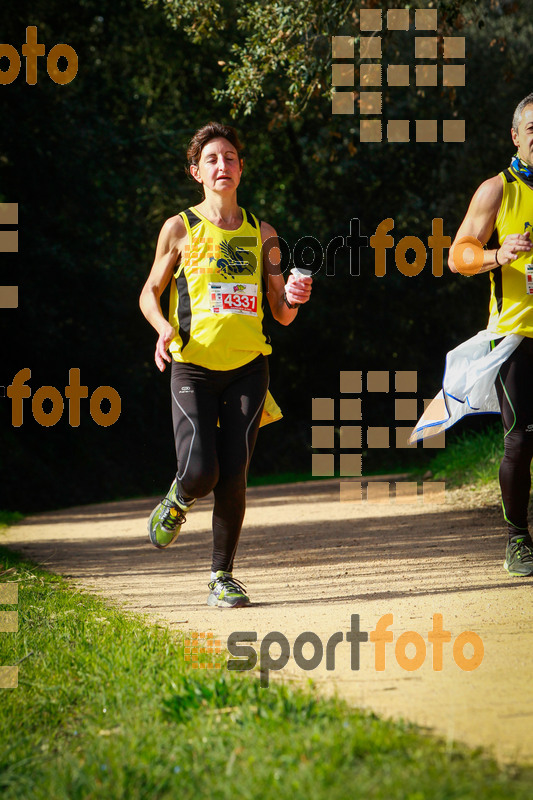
[186,122,243,167]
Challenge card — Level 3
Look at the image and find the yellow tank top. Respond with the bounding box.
[490,169,533,336]
[168,207,272,370]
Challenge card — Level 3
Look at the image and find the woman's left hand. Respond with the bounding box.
[285,274,312,305]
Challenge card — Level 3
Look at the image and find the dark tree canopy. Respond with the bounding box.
[0,0,530,510]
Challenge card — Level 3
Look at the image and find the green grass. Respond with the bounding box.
[424,425,504,489]
[249,425,506,493]
[249,425,507,493]
[1,544,532,799]
[0,511,24,530]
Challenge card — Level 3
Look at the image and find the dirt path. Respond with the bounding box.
[3,478,533,764]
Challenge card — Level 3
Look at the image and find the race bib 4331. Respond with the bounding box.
[209,282,258,315]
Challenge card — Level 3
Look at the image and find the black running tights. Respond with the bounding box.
[495,337,533,537]
[170,355,269,572]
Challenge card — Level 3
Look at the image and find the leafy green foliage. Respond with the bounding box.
[144,0,514,118]
[145,0,355,116]
[0,512,24,531]
[1,0,532,508]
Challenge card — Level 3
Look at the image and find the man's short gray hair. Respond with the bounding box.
[512,93,533,131]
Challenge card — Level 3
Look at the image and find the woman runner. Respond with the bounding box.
[139,122,312,607]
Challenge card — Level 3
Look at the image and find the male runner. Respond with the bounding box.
[448,92,533,576]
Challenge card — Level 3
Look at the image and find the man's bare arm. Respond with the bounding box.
[449,175,532,273]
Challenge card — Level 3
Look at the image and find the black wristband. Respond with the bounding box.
[283,290,298,310]
[494,248,502,266]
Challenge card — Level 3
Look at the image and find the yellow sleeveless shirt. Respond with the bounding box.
[168,207,272,370]
[489,169,533,336]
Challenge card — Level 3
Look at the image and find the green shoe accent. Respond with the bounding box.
[207,571,250,608]
[503,536,533,577]
[147,479,195,549]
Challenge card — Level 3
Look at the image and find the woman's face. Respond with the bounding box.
[191,137,242,193]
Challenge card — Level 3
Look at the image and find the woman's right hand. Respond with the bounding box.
[155,323,176,372]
